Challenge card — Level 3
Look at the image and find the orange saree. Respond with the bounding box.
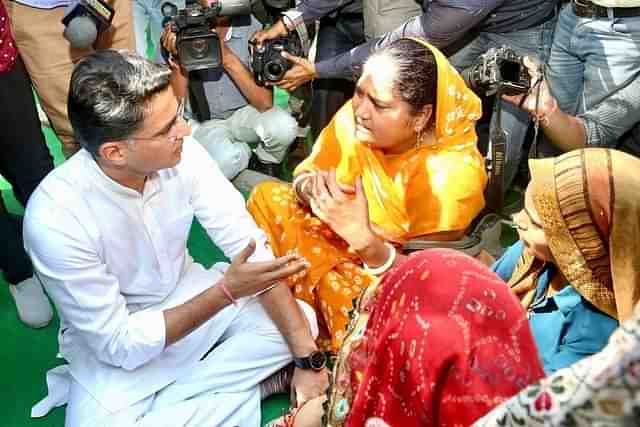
[247,40,487,351]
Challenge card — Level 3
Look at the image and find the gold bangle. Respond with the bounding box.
[362,242,397,276]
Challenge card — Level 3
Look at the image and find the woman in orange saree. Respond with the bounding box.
[248,38,487,351]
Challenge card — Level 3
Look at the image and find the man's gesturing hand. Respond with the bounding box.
[223,239,309,298]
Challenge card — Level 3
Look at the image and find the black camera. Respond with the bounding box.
[162,0,251,72]
[462,46,531,96]
[250,34,303,86]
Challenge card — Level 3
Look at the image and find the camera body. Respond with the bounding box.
[162,0,251,72]
[251,34,303,86]
[462,46,531,96]
[62,0,114,49]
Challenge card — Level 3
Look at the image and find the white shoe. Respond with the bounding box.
[8,275,54,328]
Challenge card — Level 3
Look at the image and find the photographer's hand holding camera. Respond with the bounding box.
[503,57,594,154]
[252,21,316,92]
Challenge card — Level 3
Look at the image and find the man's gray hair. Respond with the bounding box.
[68,49,172,157]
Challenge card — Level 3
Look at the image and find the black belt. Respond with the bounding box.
[573,0,640,18]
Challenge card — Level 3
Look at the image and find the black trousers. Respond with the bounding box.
[0,56,54,284]
[310,14,365,141]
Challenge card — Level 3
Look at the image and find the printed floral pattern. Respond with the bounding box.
[473,305,640,426]
[0,2,17,73]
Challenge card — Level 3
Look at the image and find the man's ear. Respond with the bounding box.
[98,141,129,166]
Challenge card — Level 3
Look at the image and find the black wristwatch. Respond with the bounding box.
[293,351,327,371]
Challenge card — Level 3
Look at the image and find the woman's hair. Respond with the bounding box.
[367,38,438,118]
[68,49,172,157]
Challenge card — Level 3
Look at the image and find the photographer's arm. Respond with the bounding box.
[252,0,354,45]
[160,26,189,100]
[314,0,502,80]
[503,64,588,153]
[220,41,273,112]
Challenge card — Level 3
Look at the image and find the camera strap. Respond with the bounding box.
[529,63,547,160]
[281,10,311,55]
[485,92,506,214]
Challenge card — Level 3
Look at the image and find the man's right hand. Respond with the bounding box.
[223,239,309,298]
[251,20,288,47]
[160,25,178,56]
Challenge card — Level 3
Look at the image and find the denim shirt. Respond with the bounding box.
[493,241,618,374]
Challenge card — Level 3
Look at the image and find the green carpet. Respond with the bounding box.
[0,127,289,426]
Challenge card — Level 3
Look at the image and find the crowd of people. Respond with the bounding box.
[1,0,639,426]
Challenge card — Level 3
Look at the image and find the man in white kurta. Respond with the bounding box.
[24,50,326,427]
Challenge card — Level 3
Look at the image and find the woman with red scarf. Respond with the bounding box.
[269,248,545,427]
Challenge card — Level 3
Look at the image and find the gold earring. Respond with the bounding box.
[415,128,424,147]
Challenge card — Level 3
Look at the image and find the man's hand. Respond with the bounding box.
[310,170,375,251]
[251,20,288,47]
[223,239,309,299]
[291,367,329,407]
[503,57,557,122]
[271,52,317,92]
[160,25,178,56]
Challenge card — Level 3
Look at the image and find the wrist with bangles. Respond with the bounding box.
[293,172,314,205]
[362,241,397,276]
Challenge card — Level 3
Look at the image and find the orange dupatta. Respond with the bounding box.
[294,39,487,242]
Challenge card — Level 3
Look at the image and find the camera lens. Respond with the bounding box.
[189,39,210,59]
[265,62,285,81]
[161,1,178,17]
[498,60,521,84]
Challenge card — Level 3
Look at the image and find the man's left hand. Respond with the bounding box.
[291,366,329,407]
[272,52,317,91]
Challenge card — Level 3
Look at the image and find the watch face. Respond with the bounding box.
[309,351,327,370]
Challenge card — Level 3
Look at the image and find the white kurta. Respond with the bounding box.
[24,138,313,426]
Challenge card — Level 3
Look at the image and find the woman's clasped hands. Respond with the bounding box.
[308,170,375,250]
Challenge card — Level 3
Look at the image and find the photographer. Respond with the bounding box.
[161,10,297,179]
[255,0,559,188]
[4,0,135,158]
[505,58,640,157]
[252,0,365,139]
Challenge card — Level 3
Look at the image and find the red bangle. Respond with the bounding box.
[218,280,237,306]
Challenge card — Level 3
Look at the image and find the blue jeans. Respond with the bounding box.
[548,3,640,116]
[310,14,365,139]
[448,19,556,189]
[133,0,185,60]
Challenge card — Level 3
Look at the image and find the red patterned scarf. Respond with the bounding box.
[344,249,544,427]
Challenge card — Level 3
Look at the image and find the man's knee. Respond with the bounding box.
[256,108,298,147]
[193,126,251,179]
